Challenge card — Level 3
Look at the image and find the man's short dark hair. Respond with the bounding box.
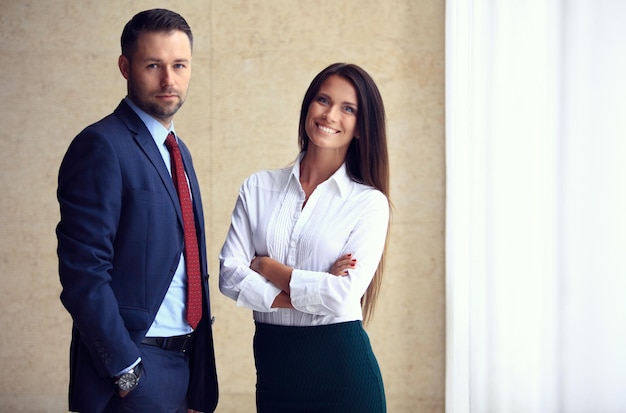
[121,8,193,59]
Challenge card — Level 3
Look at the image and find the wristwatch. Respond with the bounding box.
[115,363,143,392]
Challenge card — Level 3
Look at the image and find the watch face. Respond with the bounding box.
[118,372,138,391]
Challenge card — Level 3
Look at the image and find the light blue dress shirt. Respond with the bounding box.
[125,97,194,338]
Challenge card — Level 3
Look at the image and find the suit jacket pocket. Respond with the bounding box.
[119,306,151,332]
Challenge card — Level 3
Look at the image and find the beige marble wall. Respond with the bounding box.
[0,0,444,411]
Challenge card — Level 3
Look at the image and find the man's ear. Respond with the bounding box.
[118,55,130,79]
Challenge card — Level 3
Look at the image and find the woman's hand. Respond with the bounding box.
[249,255,266,275]
[329,254,356,276]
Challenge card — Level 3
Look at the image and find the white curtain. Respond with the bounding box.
[445,1,626,412]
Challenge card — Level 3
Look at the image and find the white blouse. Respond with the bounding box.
[219,154,389,326]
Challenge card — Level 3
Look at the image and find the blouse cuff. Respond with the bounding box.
[289,269,324,313]
[236,272,281,312]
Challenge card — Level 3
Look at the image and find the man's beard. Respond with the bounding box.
[143,98,184,120]
[129,87,186,120]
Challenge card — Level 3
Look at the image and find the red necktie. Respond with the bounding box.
[165,132,202,329]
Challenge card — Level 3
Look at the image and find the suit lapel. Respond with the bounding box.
[114,101,183,223]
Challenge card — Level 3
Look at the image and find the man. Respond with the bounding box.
[56,9,218,413]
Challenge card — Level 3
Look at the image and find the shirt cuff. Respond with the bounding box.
[289,269,324,313]
[115,357,141,377]
[236,272,281,312]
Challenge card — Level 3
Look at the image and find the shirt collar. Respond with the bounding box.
[288,152,352,198]
[125,97,176,145]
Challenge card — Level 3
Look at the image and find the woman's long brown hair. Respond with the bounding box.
[298,63,391,324]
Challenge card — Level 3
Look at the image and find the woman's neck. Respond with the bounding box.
[300,149,345,184]
[299,148,346,199]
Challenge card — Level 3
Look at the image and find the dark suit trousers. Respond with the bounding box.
[104,344,189,413]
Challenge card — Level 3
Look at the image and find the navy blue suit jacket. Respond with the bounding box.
[57,100,218,412]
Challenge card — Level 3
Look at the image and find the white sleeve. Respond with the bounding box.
[219,184,281,312]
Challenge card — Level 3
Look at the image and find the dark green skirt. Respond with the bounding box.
[253,320,386,413]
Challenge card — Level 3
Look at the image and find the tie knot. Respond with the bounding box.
[165,132,177,150]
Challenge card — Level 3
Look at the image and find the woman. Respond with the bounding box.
[219,62,390,412]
